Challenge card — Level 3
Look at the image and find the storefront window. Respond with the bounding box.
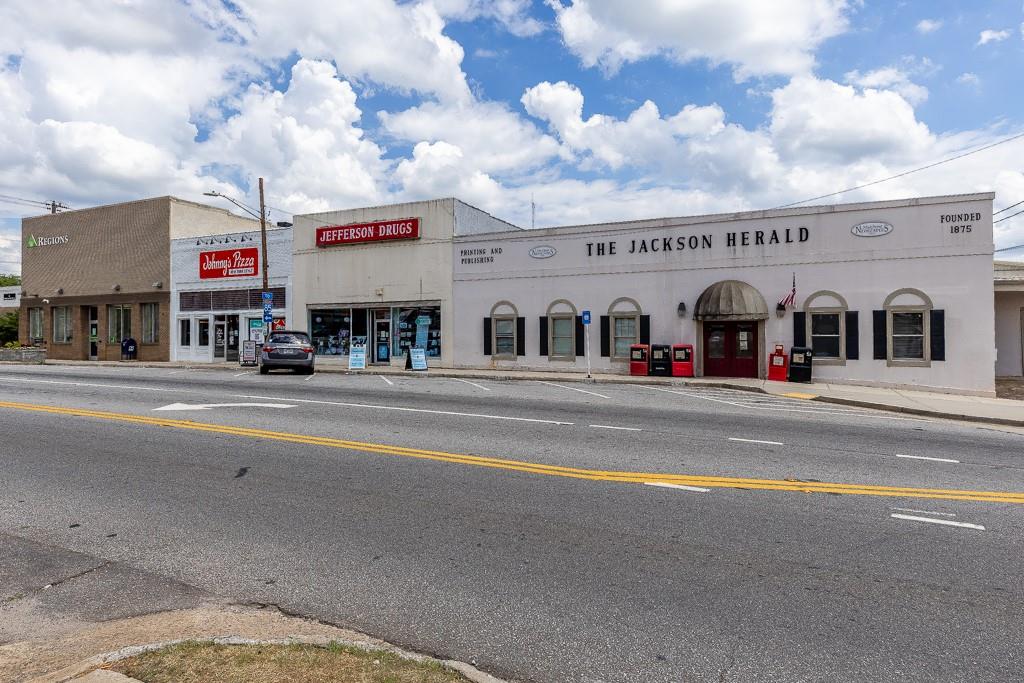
[310,309,352,355]
[197,318,210,347]
[29,307,43,341]
[52,306,72,343]
[179,319,192,347]
[108,305,131,343]
[891,312,924,359]
[551,316,574,357]
[142,303,159,344]
[810,313,841,359]
[393,307,441,357]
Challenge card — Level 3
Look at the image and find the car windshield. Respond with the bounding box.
[268,333,309,345]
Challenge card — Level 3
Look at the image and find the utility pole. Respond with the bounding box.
[258,177,269,292]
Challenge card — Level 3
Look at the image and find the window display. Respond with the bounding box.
[393,306,441,357]
[310,310,351,356]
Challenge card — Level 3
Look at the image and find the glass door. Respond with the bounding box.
[226,315,240,362]
[88,306,99,360]
[214,316,226,360]
[372,309,391,363]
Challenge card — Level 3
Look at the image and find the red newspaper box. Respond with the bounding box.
[671,344,694,377]
[629,344,650,376]
[767,344,788,381]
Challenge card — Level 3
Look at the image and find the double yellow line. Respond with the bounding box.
[3,400,1022,504]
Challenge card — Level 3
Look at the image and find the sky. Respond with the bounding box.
[1,0,1023,274]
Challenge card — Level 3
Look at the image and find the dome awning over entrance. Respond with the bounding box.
[693,280,769,321]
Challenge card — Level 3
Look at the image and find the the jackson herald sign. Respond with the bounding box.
[199,247,259,279]
[316,218,421,247]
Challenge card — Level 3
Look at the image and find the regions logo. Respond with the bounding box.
[26,234,70,248]
[528,245,557,259]
[850,222,893,237]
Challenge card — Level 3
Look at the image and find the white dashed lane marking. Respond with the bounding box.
[896,454,960,463]
[729,437,784,446]
[890,514,985,531]
[645,482,710,493]
[589,424,642,431]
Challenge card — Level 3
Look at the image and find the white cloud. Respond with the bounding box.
[977,29,1010,46]
[957,72,981,86]
[844,66,929,105]
[915,19,942,34]
[380,100,563,175]
[393,141,504,208]
[431,0,544,36]
[546,0,850,80]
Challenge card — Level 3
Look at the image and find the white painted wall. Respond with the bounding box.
[170,227,292,362]
[453,193,996,394]
[995,290,1024,376]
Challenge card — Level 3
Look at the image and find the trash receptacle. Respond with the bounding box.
[671,344,694,377]
[120,337,138,361]
[788,346,812,383]
[649,344,671,376]
[629,344,650,376]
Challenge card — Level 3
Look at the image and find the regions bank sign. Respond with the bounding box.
[199,247,259,279]
[316,218,420,247]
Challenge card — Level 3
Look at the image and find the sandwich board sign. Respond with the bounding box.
[348,345,367,370]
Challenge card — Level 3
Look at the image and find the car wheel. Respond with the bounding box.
[259,365,269,375]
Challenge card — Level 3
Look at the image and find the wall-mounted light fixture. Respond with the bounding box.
[775,302,787,318]
[153,281,163,289]
[113,284,121,292]
[57,288,63,295]
[677,302,687,317]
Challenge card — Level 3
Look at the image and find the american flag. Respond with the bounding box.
[778,273,796,309]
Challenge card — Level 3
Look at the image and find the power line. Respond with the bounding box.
[994,208,1024,223]
[775,130,1024,209]
[995,243,1024,253]
[994,199,1024,215]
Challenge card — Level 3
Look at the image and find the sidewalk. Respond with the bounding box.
[10,359,1024,428]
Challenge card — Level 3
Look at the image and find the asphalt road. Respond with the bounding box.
[1,364,1023,682]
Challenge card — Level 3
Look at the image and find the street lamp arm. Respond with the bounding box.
[203,191,263,220]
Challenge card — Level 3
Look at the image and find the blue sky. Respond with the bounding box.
[0,0,1022,274]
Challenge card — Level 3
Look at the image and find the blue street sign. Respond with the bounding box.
[262,291,273,301]
[582,310,591,325]
[263,311,273,323]
[263,300,273,323]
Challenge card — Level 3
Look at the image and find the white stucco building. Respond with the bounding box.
[291,198,519,366]
[452,193,995,394]
[995,260,1024,378]
[170,226,292,362]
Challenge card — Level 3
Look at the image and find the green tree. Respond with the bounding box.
[0,273,20,287]
[0,311,18,345]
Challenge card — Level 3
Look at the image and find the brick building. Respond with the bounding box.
[19,197,256,361]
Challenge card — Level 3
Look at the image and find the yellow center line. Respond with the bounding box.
[3,400,1023,504]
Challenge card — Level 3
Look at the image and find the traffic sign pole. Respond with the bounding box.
[582,310,592,379]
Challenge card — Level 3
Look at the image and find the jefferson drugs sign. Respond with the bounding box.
[200,247,259,279]
[316,218,420,247]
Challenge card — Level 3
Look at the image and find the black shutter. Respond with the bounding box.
[483,317,492,356]
[930,309,945,361]
[872,310,887,360]
[539,316,548,356]
[845,311,859,360]
[575,315,585,356]
[516,317,526,357]
[793,312,806,347]
[600,315,610,357]
[639,315,651,344]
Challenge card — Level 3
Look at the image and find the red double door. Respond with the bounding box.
[703,321,758,378]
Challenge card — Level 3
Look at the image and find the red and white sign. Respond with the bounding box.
[199,247,259,279]
[316,218,420,247]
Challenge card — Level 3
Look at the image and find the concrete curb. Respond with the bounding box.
[811,395,1024,428]
[49,635,510,683]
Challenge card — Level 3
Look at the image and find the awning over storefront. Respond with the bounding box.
[693,280,769,321]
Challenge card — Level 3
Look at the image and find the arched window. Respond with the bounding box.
[490,301,518,359]
[546,299,577,361]
[608,297,642,359]
[883,288,933,366]
[804,290,848,363]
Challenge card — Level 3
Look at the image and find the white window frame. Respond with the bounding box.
[489,301,518,360]
[804,290,847,366]
[52,306,72,344]
[141,302,159,344]
[608,297,642,361]
[546,299,577,362]
[884,288,932,368]
[196,316,211,348]
[177,317,192,348]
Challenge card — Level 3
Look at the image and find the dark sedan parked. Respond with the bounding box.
[260,330,315,374]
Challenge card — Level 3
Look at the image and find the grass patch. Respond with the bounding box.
[110,641,471,683]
